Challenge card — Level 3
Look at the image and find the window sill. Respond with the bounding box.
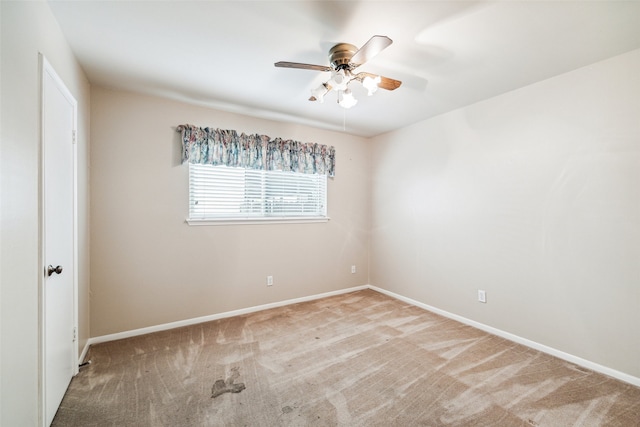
[186,216,330,226]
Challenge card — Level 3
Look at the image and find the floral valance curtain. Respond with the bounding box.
[177,124,335,177]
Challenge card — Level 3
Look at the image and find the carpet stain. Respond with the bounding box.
[211,367,246,398]
[282,406,293,414]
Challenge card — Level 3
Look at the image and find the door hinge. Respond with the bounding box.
[73,327,77,342]
[72,130,77,144]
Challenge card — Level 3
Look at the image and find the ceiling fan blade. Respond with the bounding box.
[350,35,393,67]
[377,76,402,91]
[274,61,332,72]
[356,72,402,91]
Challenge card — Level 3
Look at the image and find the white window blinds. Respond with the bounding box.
[189,164,327,221]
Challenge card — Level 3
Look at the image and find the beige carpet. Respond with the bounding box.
[53,289,640,426]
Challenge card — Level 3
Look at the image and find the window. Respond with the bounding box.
[178,125,335,225]
[188,164,327,224]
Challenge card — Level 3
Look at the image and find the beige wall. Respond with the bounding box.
[371,49,640,378]
[0,1,91,424]
[89,88,370,337]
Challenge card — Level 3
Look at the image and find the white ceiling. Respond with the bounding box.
[48,1,640,137]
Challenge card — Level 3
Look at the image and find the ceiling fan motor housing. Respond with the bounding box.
[329,43,358,70]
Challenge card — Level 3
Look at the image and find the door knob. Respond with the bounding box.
[47,265,63,276]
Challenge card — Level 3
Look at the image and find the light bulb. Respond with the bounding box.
[328,70,350,91]
[362,75,381,96]
[309,82,330,103]
[338,88,357,109]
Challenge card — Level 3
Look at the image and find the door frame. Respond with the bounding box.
[38,53,79,426]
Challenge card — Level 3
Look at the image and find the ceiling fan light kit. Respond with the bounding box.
[275,35,402,109]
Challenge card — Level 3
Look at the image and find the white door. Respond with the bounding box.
[41,56,78,426]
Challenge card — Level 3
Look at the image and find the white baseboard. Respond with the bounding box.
[369,285,640,388]
[78,340,91,365]
[87,285,368,347]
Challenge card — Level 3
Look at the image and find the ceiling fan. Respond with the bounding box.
[275,35,402,108]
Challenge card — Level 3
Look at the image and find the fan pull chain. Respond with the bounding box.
[343,107,346,131]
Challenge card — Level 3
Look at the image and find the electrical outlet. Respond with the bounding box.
[478,290,487,303]
[351,265,356,274]
[267,276,273,286]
